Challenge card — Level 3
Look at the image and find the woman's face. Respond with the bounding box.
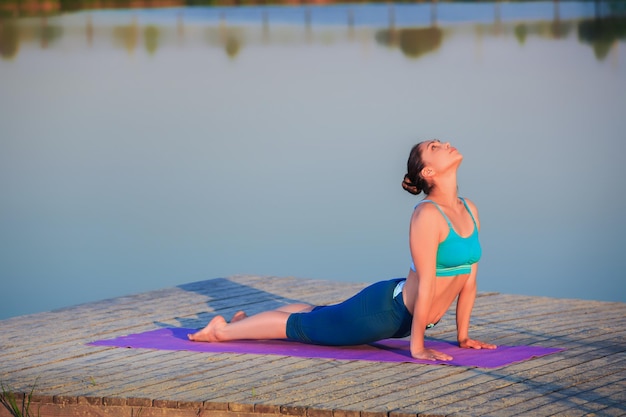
[418,139,463,179]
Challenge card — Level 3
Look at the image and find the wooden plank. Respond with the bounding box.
[505,373,626,416]
[439,356,626,416]
[1,275,625,417]
[407,337,625,415]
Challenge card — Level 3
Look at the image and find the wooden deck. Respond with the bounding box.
[1,275,625,417]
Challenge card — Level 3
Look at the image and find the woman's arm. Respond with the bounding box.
[455,263,478,344]
[408,204,452,361]
[455,264,496,350]
[455,200,496,350]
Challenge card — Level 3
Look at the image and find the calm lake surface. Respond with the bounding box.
[1,1,626,319]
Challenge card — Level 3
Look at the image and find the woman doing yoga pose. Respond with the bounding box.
[188,139,496,361]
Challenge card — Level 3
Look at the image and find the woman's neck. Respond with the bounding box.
[426,173,459,207]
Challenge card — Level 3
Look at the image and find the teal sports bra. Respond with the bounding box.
[410,198,482,277]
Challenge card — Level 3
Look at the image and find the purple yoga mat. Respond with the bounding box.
[88,328,563,368]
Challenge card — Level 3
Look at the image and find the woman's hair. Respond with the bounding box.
[402,141,433,195]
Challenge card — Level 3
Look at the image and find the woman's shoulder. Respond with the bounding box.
[460,197,479,214]
[413,199,437,212]
[410,200,447,242]
[411,200,445,223]
[412,197,480,222]
[460,197,481,227]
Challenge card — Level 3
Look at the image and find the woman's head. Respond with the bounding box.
[402,139,461,195]
[402,141,431,195]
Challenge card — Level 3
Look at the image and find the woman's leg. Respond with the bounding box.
[286,279,406,346]
[188,303,314,342]
[230,303,314,323]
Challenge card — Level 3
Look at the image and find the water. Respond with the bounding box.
[1,1,625,320]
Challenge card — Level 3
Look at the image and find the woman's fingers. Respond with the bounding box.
[480,341,497,349]
[412,348,453,361]
[434,351,453,361]
[460,338,497,350]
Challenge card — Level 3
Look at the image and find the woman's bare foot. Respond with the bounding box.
[188,316,227,342]
[230,311,247,323]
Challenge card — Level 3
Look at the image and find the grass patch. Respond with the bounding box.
[0,380,40,417]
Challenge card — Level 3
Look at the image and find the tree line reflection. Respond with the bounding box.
[1,4,625,62]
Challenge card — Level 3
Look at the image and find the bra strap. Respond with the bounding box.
[459,197,478,227]
[419,198,476,227]
[418,199,452,227]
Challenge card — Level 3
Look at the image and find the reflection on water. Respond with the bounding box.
[579,16,626,58]
[376,27,443,59]
[0,16,64,58]
[513,20,576,44]
[1,1,625,319]
[113,18,139,53]
[2,2,626,61]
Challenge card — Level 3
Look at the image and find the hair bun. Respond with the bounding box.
[402,174,420,195]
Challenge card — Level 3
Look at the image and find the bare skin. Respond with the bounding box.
[189,140,496,361]
[187,304,313,342]
[188,310,251,343]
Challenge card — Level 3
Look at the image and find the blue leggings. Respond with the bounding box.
[285,278,413,346]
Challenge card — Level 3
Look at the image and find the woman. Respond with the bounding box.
[189,140,496,361]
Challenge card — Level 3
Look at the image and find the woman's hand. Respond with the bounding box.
[411,348,453,361]
[459,338,497,350]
